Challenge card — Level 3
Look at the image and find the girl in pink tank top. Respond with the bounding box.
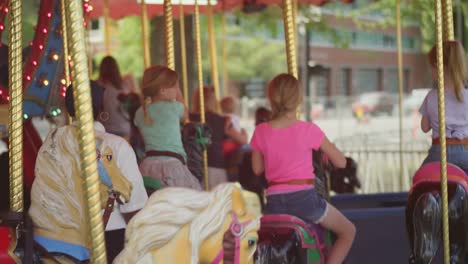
[250,73,355,264]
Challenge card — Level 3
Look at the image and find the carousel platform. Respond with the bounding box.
[332,193,410,264]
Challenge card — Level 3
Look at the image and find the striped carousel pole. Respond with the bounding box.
[179,1,189,106]
[103,0,111,55]
[8,0,23,212]
[221,12,228,96]
[164,0,175,70]
[442,0,454,40]
[194,0,209,190]
[396,0,405,190]
[434,0,450,262]
[282,0,298,78]
[141,0,151,68]
[207,0,220,102]
[65,0,106,262]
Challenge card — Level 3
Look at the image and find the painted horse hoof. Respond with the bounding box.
[413,192,441,264]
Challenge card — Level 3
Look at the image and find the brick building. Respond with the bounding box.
[303,10,432,99]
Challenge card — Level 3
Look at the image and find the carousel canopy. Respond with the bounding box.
[89,0,353,20]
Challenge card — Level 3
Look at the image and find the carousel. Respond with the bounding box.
[0,0,466,263]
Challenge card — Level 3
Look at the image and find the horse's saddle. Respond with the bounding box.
[257,214,332,264]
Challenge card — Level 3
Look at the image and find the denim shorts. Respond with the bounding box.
[264,188,329,224]
[422,144,468,170]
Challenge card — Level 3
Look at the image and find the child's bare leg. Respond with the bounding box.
[319,203,356,264]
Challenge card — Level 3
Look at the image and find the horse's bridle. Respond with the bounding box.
[210,213,252,264]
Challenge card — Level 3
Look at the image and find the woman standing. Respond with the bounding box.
[98,56,132,139]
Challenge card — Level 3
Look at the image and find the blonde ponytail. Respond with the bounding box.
[428,41,467,102]
[446,41,467,102]
[143,97,153,125]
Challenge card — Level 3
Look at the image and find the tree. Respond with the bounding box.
[2,0,39,48]
[200,9,287,83]
[322,0,468,52]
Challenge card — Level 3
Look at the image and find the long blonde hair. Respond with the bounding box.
[428,40,467,102]
[114,183,259,264]
[267,73,303,118]
[141,65,179,124]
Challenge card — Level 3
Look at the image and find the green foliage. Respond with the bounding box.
[114,17,144,79]
[326,0,468,52]
[94,17,144,80]
[2,0,39,47]
[200,7,287,82]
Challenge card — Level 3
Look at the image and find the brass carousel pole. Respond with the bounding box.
[194,0,209,190]
[435,0,450,262]
[164,0,175,69]
[292,0,298,51]
[396,0,404,191]
[442,0,454,40]
[65,0,106,262]
[207,0,220,101]
[61,0,73,124]
[179,1,189,106]
[141,0,150,68]
[103,0,111,55]
[221,13,228,96]
[282,0,298,78]
[8,0,23,212]
[61,0,70,85]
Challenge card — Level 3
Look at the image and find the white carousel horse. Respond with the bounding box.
[114,183,260,264]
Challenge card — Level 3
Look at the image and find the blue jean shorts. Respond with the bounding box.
[422,144,468,171]
[264,188,329,224]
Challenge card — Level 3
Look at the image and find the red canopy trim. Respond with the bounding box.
[89,0,353,20]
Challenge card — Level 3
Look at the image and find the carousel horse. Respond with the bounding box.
[240,150,357,264]
[406,162,468,264]
[24,126,132,263]
[114,183,260,264]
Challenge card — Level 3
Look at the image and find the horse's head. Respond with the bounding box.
[199,185,260,264]
[115,183,260,264]
[96,138,132,205]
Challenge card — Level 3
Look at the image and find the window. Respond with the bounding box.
[339,68,351,96]
[384,68,410,93]
[402,36,415,50]
[383,35,396,49]
[90,19,100,31]
[355,69,379,94]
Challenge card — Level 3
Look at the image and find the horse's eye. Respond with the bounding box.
[106,155,112,161]
[248,238,257,247]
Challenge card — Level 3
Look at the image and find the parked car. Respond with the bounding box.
[393,88,431,116]
[352,92,395,117]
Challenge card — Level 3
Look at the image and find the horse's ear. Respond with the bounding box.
[231,185,247,216]
[95,137,103,150]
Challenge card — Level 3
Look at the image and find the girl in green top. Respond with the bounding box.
[135,66,201,190]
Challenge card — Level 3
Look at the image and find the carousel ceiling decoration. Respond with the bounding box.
[22,0,90,118]
[89,0,353,20]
